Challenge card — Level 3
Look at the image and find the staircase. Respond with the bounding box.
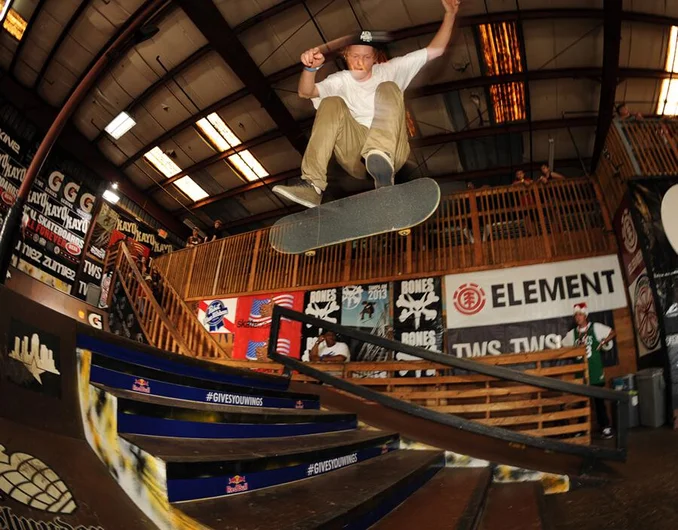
[79,332,555,530]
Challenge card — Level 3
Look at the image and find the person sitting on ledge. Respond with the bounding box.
[271,0,462,208]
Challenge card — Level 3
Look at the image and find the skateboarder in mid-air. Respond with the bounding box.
[272,0,462,208]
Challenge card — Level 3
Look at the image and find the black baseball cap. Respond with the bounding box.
[350,30,391,49]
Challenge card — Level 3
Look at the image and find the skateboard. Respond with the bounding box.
[269,178,441,255]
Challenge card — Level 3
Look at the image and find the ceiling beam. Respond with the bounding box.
[220,157,591,230]
[94,1,306,145]
[33,0,92,90]
[9,0,50,74]
[591,0,623,173]
[176,0,307,158]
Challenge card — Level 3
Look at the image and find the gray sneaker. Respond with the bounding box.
[365,149,395,188]
[272,180,321,208]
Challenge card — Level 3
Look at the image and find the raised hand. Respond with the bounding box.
[301,47,325,68]
[442,0,461,15]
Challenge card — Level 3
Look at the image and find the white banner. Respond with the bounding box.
[445,255,627,329]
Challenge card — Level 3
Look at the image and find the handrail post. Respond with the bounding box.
[183,246,197,299]
[532,186,552,258]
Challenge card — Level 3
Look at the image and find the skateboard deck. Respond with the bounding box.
[269,178,441,254]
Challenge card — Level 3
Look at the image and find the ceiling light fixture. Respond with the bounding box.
[657,26,678,115]
[174,176,208,202]
[103,189,120,204]
[105,111,136,139]
[0,0,14,25]
[144,146,182,178]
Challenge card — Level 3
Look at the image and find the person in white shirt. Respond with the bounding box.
[309,331,351,363]
[272,0,462,208]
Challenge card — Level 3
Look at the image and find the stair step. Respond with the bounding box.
[79,332,288,391]
[479,483,549,530]
[125,430,400,502]
[90,356,319,409]
[371,467,492,530]
[103,387,357,438]
[177,450,445,530]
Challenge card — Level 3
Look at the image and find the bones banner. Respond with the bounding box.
[301,287,343,360]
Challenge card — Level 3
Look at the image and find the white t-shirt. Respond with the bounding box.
[317,341,351,361]
[312,48,428,127]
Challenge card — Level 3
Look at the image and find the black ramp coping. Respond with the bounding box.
[122,430,398,463]
[372,467,493,530]
[479,483,548,530]
[178,450,444,530]
[104,387,353,424]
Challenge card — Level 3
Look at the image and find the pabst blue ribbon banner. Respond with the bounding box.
[445,255,627,359]
[198,299,238,333]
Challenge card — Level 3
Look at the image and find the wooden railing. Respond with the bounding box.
[155,177,614,300]
[114,243,229,358]
[597,117,678,214]
[209,346,591,444]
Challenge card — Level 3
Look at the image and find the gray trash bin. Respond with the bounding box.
[636,368,666,428]
[612,375,639,427]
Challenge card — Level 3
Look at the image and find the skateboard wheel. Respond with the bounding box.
[398,229,411,237]
[304,250,316,257]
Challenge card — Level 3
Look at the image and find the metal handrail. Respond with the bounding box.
[269,306,629,459]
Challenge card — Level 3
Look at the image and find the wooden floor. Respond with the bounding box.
[547,427,678,530]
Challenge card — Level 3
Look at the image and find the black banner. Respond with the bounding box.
[116,218,173,255]
[73,259,104,302]
[301,287,343,359]
[447,310,618,366]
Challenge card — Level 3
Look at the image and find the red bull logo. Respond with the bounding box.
[226,475,249,494]
[132,378,151,394]
[295,400,304,409]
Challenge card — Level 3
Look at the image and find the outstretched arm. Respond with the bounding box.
[426,0,461,61]
[298,47,324,99]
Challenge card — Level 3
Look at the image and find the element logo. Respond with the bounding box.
[226,475,249,494]
[453,283,486,315]
[621,208,638,254]
[0,444,76,513]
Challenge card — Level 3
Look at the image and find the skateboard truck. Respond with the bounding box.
[398,229,411,237]
[304,250,316,257]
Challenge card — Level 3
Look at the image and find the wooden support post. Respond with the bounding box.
[211,239,226,296]
[247,231,262,292]
[405,231,412,275]
[342,242,352,283]
[532,188,552,259]
[468,190,483,265]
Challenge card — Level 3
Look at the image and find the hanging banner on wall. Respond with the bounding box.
[116,218,173,255]
[198,298,238,333]
[614,196,661,357]
[87,201,119,262]
[392,277,444,376]
[301,287,343,360]
[341,283,391,363]
[445,256,626,361]
[445,255,627,329]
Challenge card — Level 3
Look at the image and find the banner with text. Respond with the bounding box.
[445,255,627,329]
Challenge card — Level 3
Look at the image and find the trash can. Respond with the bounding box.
[636,368,666,428]
[612,375,640,427]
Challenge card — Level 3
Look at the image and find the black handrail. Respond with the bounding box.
[268,306,629,458]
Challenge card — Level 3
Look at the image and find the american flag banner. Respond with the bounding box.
[245,340,267,360]
[232,291,304,360]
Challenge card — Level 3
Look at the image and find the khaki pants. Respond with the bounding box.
[301,81,411,191]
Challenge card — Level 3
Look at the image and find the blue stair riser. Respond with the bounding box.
[91,365,318,410]
[78,334,287,391]
[117,414,358,439]
[345,455,445,530]
[168,441,400,503]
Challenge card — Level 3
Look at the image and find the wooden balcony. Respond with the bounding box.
[155,177,614,301]
[597,116,678,214]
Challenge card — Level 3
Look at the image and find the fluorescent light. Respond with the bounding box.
[228,151,269,182]
[103,189,120,204]
[196,118,231,151]
[659,26,678,115]
[105,111,136,139]
[0,0,14,25]
[208,114,241,147]
[144,146,181,178]
[174,176,208,201]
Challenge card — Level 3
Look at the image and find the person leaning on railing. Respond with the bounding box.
[537,164,565,184]
[186,227,203,247]
[615,102,644,121]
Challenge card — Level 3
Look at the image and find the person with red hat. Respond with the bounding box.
[562,302,617,439]
[272,0,462,208]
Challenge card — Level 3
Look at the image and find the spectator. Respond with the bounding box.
[186,228,203,247]
[561,302,617,440]
[309,331,350,363]
[466,181,475,190]
[615,102,643,120]
[205,219,226,243]
[512,169,532,186]
[537,164,565,183]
